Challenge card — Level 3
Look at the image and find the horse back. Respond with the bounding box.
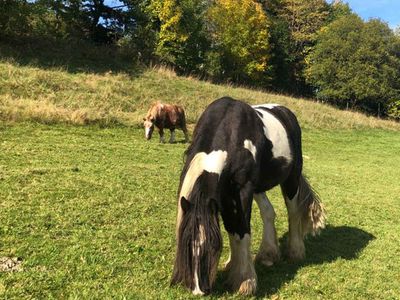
[185,97,266,178]
[147,102,186,129]
[253,105,302,167]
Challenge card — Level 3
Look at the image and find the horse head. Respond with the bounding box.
[143,116,155,140]
[172,195,222,295]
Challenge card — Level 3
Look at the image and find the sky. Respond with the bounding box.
[104,0,400,30]
[343,0,400,29]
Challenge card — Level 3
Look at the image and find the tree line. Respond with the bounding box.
[1,0,399,119]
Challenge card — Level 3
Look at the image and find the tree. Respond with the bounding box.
[207,0,270,84]
[328,0,352,22]
[274,0,330,94]
[150,0,210,72]
[0,0,33,38]
[306,15,400,115]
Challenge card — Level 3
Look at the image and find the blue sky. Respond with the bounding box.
[104,0,400,30]
[344,0,400,29]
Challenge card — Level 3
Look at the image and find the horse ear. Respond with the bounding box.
[180,197,191,213]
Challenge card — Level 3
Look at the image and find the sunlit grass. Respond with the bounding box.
[1,123,399,299]
[1,61,399,130]
[1,50,399,298]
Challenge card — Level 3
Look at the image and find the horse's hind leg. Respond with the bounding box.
[281,174,326,261]
[254,193,280,266]
[281,178,306,261]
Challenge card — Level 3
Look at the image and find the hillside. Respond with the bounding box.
[1,60,399,131]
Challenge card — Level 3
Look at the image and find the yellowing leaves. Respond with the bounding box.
[208,0,271,80]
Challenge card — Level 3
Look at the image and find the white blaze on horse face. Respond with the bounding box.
[253,106,292,162]
[244,139,257,161]
[145,126,150,138]
[192,224,206,295]
[176,150,228,237]
[144,120,154,139]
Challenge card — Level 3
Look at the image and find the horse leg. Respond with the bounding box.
[182,127,189,142]
[169,129,175,143]
[224,182,257,296]
[281,173,325,261]
[254,193,280,266]
[284,193,305,260]
[159,128,165,143]
[225,233,257,295]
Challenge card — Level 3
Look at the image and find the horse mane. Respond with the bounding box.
[171,174,222,290]
[145,101,164,120]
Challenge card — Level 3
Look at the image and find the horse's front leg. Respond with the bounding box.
[254,193,280,266]
[158,128,165,143]
[224,182,257,296]
[169,129,175,143]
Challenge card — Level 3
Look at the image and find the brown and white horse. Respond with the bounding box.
[143,102,189,143]
[171,97,326,295]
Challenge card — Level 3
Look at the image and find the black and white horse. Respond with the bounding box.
[171,97,325,295]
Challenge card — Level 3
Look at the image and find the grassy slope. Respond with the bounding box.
[1,61,400,130]
[1,57,400,299]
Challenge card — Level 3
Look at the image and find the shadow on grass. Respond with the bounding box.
[212,225,375,297]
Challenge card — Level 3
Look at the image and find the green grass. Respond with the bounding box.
[1,123,399,299]
[1,44,400,298]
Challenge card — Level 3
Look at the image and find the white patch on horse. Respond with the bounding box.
[180,150,227,200]
[192,224,206,295]
[254,193,279,266]
[253,103,280,109]
[253,106,292,162]
[225,233,257,295]
[176,151,228,237]
[145,126,151,138]
[192,272,203,295]
[243,139,257,161]
[284,189,306,260]
[202,150,227,175]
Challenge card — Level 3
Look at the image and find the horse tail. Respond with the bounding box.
[297,174,326,236]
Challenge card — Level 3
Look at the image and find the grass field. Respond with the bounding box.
[1,45,400,298]
[1,122,399,299]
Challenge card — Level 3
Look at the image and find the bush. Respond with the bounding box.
[387,100,400,120]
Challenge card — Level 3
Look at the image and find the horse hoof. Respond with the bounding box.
[255,250,280,267]
[238,279,257,296]
[256,257,274,267]
[286,249,305,261]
